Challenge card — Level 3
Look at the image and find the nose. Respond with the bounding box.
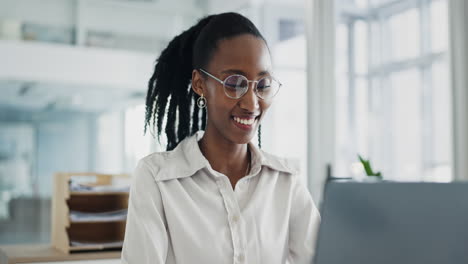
[239,81,260,112]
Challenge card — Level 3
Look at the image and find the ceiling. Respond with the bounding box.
[0,0,303,114]
[0,0,203,114]
[0,80,145,113]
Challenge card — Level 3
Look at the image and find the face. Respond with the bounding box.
[192,34,274,145]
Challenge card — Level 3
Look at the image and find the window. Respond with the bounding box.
[124,104,157,171]
[335,0,452,181]
[263,16,308,183]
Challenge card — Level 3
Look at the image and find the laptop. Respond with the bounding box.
[313,181,468,264]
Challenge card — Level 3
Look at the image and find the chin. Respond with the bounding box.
[212,119,259,145]
[229,130,257,145]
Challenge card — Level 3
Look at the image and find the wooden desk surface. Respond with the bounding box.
[0,244,120,264]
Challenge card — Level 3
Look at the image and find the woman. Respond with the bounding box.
[122,12,320,264]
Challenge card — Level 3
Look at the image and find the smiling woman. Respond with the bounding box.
[122,12,320,264]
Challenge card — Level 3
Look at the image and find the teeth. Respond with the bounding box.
[234,117,255,125]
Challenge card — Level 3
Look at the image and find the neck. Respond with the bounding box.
[198,124,251,186]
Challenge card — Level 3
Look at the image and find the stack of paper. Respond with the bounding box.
[69,182,130,193]
[70,240,124,248]
[69,209,127,223]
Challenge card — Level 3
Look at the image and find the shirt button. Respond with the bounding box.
[238,253,245,262]
[232,215,239,224]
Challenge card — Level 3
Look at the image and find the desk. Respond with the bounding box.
[0,244,120,264]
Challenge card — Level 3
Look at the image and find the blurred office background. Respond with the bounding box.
[0,0,463,246]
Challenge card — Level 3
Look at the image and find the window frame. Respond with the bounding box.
[336,0,450,180]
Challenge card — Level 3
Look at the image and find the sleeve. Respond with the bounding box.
[287,174,321,264]
[121,159,168,264]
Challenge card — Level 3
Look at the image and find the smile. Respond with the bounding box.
[233,116,256,125]
[231,116,259,131]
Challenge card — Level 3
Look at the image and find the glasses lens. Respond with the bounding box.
[224,75,248,98]
[256,77,280,99]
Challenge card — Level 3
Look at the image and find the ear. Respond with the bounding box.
[191,69,204,96]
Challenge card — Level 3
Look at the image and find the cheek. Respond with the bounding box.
[259,100,272,115]
[212,101,232,118]
[206,90,234,120]
[205,85,224,109]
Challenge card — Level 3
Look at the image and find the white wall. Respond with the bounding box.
[36,115,91,196]
[0,0,74,27]
[0,0,203,39]
[0,109,129,198]
[95,111,125,174]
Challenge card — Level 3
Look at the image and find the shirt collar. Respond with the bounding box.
[157,131,297,181]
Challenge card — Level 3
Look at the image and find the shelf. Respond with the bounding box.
[52,173,130,254]
[0,244,121,263]
[69,244,123,252]
[67,222,125,243]
[67,194,128,212]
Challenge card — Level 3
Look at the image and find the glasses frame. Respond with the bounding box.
[199,68,281,100]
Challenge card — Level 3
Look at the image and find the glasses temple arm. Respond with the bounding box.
[199,69,224,85]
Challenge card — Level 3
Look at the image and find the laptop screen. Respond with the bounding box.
[313,181,468,264]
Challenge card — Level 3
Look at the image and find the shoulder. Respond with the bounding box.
[259,149,300,176]
[135,135,205,182]
[135,150,178,181]
[139,151,172,169]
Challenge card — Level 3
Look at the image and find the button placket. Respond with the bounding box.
[235,178,252,210]
[216,176,245,263]
[237,253,245,263]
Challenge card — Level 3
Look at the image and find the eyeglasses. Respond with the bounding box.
[199,68,281,100]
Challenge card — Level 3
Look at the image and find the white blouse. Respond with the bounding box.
[121,131,320,264]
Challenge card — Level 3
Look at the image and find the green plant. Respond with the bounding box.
[358,154,382,179]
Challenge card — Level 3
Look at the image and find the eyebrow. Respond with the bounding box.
[221,69,270,77]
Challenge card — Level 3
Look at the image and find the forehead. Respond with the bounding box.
[207,34,271,76]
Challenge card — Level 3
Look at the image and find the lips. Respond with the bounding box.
[233,116,256,125]
[231,115,259,131]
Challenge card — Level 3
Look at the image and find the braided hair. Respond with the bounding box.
[144,12,266,151]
